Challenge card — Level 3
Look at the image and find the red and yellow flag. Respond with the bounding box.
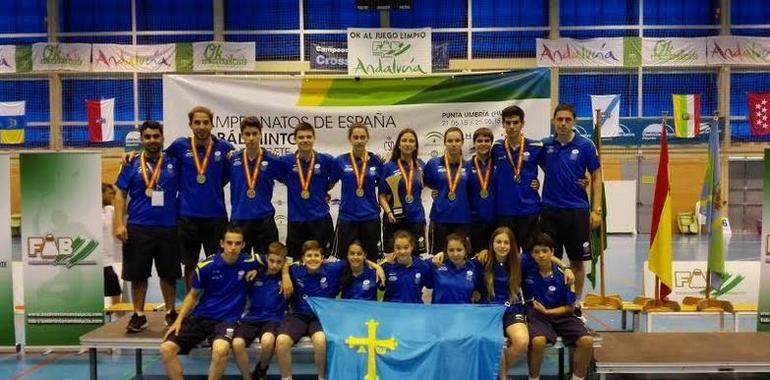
[648,124,673,300]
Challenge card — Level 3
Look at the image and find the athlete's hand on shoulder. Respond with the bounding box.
[563,268,575,285]
[374,265,385,286]
[245,270,258,282]
[383,252,396,264]
[121,152,137,166]
[475,249,489,265]
[431,252,444,267]
[530,179,540,191]
[280,275,294,299]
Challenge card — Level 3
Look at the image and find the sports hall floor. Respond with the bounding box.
[0,234,766,379]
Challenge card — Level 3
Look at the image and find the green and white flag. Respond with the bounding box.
[0,154,14,347]
[21,152,103,346]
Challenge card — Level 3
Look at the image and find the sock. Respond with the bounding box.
[571,375,584,380]
[528,377,539,380]
[135,311,144,317]
[281,377,292,380]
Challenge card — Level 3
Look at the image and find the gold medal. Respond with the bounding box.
[480,189,489,199]
[443,154,462,203]
[191,135,213,186]
[301,190,311,199]
[405,194,414,204]
[140,151,163,197]
[473,155,491,200]
[349,150,369,200]
[356,188,365,197]
[243,149,263,201]
[145,188,154,198]
[196,174,206,184]
[514,175,521,183]
[296,152,315,201]
[246,189,256,199]
[448,191,457,201]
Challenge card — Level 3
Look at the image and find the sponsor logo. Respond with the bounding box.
[27,234,99,267]
[423,131,444,158]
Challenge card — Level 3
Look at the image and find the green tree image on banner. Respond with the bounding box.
[21,152,104,346]
[0,154,15,347]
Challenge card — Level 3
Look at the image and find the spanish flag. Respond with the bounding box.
[648,123,673,299]
[0,101,25,145]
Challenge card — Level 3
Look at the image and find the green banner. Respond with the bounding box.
[0,154,14,346]
[21,152,103,346]
[759,148,770,332]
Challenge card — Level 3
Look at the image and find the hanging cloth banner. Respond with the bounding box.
[707,36,770,66]
[192,41,255,71]
[21,152,104,346]
[0,154,14,347]
[347,28,432,76]
[536,37,640,67]
[641,37,708,67]
[92,43,176,72]
[32,43,91,72]
[0,45,16,74]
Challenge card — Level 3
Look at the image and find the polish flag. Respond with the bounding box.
[87,98,115,142]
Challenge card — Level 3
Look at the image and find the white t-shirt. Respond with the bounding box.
[102,205,122,266]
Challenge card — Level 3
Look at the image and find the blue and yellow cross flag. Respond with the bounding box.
[307,297,506,380]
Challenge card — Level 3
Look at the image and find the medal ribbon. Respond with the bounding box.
[349,150,369,193]
[397,159,415,199]
[296,151,316,195]
[191,135,213,179]
[443,154,462,195]
[140,151,163,191]
[504,135,525,181]
[243,149,263,194]
[473,155,491,193]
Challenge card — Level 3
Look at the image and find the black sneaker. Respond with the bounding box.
[165,310,178,326]
[251,362,269,380]
[126,313,148,333]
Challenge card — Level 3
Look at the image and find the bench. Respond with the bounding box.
[79,312,312,380]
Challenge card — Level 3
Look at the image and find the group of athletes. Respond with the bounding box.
[110,103,603,380]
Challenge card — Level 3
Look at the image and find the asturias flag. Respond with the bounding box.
[307,297,505,380]
[648,123,673,300]
[672,94,701,138]
[0,101,26,145]
[86,98,115,143]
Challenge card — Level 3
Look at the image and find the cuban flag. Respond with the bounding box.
[86,98,115,143]
[590,94,620,137]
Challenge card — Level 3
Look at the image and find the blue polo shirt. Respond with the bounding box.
[340,266,378,301]
[491,138,544,216]
[522,262,576,310]
[423,157,471,224]
[381,259,432,303]
[428,260,483,304]
[115,153,179,227]
[379,160,426,224]
[466,156,496,224]
[483,259,526,316]
[278,151,335,222]
[539,134,600,210]
[191,252,260,322]
[166,136,234,218]
[332,153,383,223]
[241,265,287,323]
[288,261,346,315]
[228,148,282,221]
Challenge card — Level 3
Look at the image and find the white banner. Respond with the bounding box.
[92,43,175,72]
[193,42,255,71]
[536,38,625,67]
[32,43,91,72]
[707,36,770,66]
[642,37,707,67]
[0,46,15,73]
[347,28,432,76]
[644,260,760,305]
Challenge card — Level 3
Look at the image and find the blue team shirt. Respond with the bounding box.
[423,157,471,224]
[466,156,496,224]
[241,263,287,323]
[340,266,378,301]
[522,262,576,310]
[288,261,346,315]
[228,148,282,221]
[382,259,432,303]
[428,259,483,304]
[191,252,259,322]
[379,160,426,223]
[482,259,526,316]
[115,153,179,227]
[491,138,544,216]
[539,133,600,209]
[166,137,234,218]
[278,151,335,222]
[331,153,383,223]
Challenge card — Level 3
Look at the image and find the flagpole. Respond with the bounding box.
[594,108,607,299]
[704,112,719,302]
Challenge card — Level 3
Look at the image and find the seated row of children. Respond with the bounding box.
[158,224,593,380]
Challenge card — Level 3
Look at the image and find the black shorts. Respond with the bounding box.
[178,217,228,267]
[122,225,182,281]
[234,320,281,345]
[470,222,495,254]
[503,312,526,330]
[286,215,334,260]
[231,216,280,256]
[278,313,323,344]
[526,308,590,345]
[497,214,540,251]
[538,208,592,261]
[332,218,381,261]
[164,316,236,355]
[104,266,121,297]
[382,219,426,254]
[429,223,470,255]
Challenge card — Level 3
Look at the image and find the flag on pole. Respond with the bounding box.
[648,122,673,300]
[747,92,770,136]
[590,94,620,137]
[86,98,115,143]
[672,94,701,138]
[587,113,607,289]
[0,101,26,145]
